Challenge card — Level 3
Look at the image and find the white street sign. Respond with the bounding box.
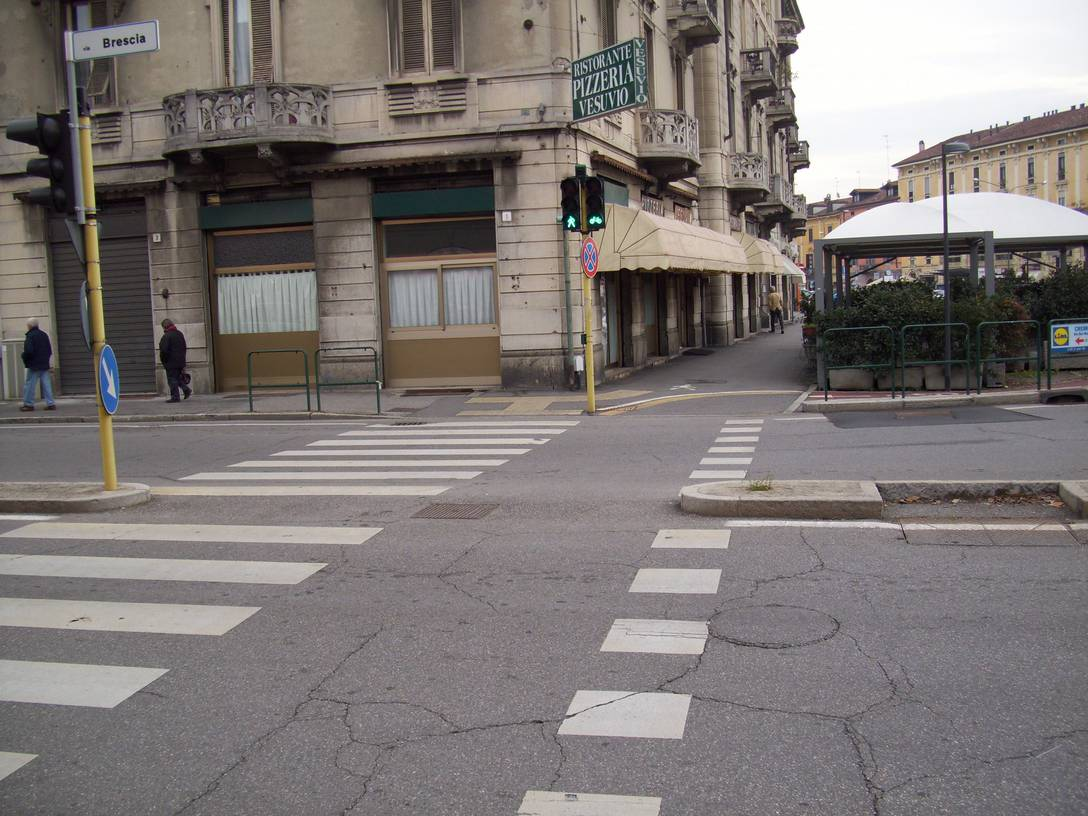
[69,20,159,62]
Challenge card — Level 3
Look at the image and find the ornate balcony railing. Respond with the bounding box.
[789,139,810,170]
[666,0,722,53]
[766,87,796,130]
[726,152,769,191]
[163,83,334,156]
[739,48,779,100]
[757,174,804,219]
[776,17,801,54]
[638,109,700,166]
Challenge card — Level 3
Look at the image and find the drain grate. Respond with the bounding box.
[413,503,498,520]
[391,420,428,426]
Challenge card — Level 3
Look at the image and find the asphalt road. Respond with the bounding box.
[0,408,1086,815]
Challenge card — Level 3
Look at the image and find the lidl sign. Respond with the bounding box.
[1050,321,1088,353]
[572,38,648,122]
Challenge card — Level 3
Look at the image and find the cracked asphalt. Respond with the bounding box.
[0,405,1086,815]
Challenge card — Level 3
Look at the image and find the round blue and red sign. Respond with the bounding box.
[581,237,599,278]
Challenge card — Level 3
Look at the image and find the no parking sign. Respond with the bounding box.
[581,236,599,279]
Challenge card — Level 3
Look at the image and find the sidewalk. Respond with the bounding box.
[1,326,816,422]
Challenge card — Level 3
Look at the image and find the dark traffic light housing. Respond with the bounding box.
[583,176,606,231]
[560,175,582,232]
[5,111,77,214]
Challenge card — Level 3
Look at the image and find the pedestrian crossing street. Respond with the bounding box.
[0,517,381,782]
[688,417,763,482]
[156,420,579,497]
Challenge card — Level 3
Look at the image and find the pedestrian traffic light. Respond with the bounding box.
[5,111,77,215]
[584,175,606,231]
[560,175,583,232]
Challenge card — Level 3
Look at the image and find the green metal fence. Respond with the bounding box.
[900,322,972,396]
[246,349,311,413]
[976,319,1040,392]
[314,345,382,414]
[821,325,898,401]
[1046,316,1088,389]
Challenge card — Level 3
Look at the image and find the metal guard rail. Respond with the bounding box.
[976,319,1040,392]
[821,325,898,401]
[900,322,971,396]
[246,349,311,412]
[314,345,382,414]
[1047,316,1088,389]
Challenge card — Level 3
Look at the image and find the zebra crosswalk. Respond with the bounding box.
[163,419,578,497]
[689,417,762,482]
[0,518,378,783]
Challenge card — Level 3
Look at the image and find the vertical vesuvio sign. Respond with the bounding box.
[572,38,648,122]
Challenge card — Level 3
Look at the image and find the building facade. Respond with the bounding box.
[1,0,808,396]
[893,104,1087,283]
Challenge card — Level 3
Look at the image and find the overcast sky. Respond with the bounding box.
[790,0,1088,202]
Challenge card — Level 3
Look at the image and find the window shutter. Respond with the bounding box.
[87,0,115,105]
[400,0,426,72]
[429,0,457,71]
[250,0,274,82]
[221,0,232,83]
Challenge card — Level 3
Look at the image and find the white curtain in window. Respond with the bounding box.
[217,270,317,334]
[389,268,440,327]
[444,266,494,325]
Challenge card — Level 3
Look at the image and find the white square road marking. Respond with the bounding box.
[699,457,752,465]
[0,752,37,782]
[651,529,731,549]
[629,568,721,594]
[558,690,691,739]
[0,659,167,708]
[708,446,755,454]
[689,470,747,480]
[517,790,661,815]
[600,619,708,654]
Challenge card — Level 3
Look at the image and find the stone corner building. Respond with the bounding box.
[0,0,808,396]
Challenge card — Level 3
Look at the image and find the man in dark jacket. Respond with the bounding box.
[21,318,56,412]
[158,318,191,402]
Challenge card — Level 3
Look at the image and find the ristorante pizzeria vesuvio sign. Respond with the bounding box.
[572,38,648,122]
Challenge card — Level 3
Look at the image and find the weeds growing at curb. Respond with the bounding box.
[747,475,774,492]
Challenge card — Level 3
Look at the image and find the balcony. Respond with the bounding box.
[765,88,796,130]
[740,48,779,101]
[725,152,769,207]
[666,0,722,54]
[163,83,334,162]
[788,139,810,171]
[638,109,701,182]
[776,17,801,55]
[754,173,803,222]
[789,194,807,237]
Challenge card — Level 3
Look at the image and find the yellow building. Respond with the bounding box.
[894,104,1087,281]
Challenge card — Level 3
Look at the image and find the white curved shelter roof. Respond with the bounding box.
[825,193,1088,246]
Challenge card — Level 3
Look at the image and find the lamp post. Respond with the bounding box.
[941,141,970,389]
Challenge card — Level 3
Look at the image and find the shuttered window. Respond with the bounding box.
[250,0,275,82]
[221,0,277,84]
[70,1,116,107]
[396,0,459,74]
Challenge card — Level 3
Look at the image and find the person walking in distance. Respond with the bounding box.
[767,287,785,334]
[20,318,56,412]
[158,318,191,403]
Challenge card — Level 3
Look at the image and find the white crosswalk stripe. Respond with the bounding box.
[181,470,483,481]
[154,485,449,497]
[0,751,37,781]
[340,428,567,437]
[309,438,549,446]
[229,459,507,468]
[2,522,380,546]
[371,420,579,427]
[0,597,261,635]
[688,417,766,483]
[0,554,325,585]
[272,448,532,456]
[0,660,168,708]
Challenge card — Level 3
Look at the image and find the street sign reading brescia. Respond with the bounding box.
[70,20,160,62]
[572,38,648,122]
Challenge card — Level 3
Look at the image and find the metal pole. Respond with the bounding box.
[561,226,575,386]
[63,33,86,226]
[942,148,952,391]
[582,271,596,414]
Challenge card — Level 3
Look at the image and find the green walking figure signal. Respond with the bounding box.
[559,166,607,234]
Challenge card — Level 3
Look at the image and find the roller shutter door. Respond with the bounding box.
[48,203,155,394]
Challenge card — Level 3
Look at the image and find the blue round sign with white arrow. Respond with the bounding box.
[98,344,120,415]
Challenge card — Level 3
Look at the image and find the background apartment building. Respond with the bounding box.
[0,0,807,396]
[894,104,1086,283]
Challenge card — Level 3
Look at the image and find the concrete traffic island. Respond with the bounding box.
[680,480,884,519]
[680,478,1088,520]
[0,482,152,513]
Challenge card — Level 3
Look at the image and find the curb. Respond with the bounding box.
[801,387,1088,414]
[0,482,152,513]
[680,479,1088,520]
[0,411,388,425]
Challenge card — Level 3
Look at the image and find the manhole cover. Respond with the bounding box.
[712,604,839,649]
[413,503,498,520]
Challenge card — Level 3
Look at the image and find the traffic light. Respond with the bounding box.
[584,176,606,231]
[560,175,582,232]
[5,111,77,214]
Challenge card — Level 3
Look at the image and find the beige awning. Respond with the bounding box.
[596,204,747,274]
[734,232,779,276]
[779,254,806,279]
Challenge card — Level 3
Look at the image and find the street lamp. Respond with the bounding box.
[941,140,970,389]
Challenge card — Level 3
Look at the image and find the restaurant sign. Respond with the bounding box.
[572,38,648,122]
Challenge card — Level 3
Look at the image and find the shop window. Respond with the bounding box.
[220,0,277,84]
[389,269,440,327]
[392,0,460,74]
[388,265,495,328]
[217,271,317,334]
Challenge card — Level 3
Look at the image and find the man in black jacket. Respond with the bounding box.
[158,318,191,402]
[20,318,56,412]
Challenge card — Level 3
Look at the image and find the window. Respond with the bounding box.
[69,1,116,107]
[1058,194,1066,207]
[973,166,980,192]
[923,176,931,199]
[600,0,617,46]
[1027,157,1035,184]
[392,0,459,74]
[1058,153,1066,181]
[948,171,955,194]
[999,163,1007,189]
[221,0,276,84]
[807,228,813,241]
[673,51,686,110]
[643,21,655,106]
[907,180,914,202]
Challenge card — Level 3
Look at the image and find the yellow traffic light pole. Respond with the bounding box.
[579,185,596,414]
[77,111,118,490]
